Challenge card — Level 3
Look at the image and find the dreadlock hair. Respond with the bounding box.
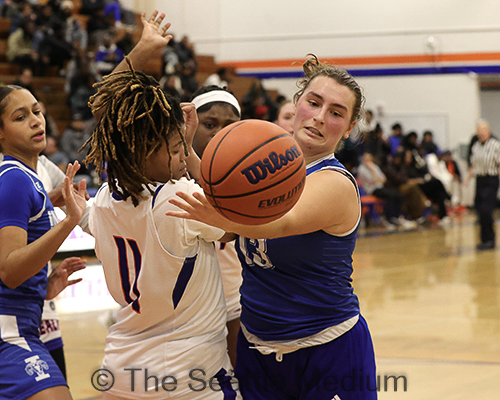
[83,58,185,206]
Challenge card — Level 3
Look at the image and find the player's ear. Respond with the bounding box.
[343,121,357,139]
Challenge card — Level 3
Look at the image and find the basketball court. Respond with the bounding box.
[55,209,500,399]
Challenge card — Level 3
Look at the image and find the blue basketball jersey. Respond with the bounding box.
[236,154,361,341]
[0,156,57,319]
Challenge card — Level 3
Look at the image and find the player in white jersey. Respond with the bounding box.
[83,11,240,400]
[190,86,243,367]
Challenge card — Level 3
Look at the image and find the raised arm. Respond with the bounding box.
[167,169,360,240]
[93,11,173,121]
[110,11,172,75]
[180,102,201,182]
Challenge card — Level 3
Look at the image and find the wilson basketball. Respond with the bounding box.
[200,119,306,225]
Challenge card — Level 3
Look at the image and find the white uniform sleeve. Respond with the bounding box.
[38,155,65,187]
[38,155,93,234]
[153,178,225,258]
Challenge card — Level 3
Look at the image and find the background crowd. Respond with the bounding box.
[0,0,491,232]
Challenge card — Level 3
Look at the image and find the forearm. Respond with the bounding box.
[186,149,200,183]
[113,40,160,74]
[0,219,77,288]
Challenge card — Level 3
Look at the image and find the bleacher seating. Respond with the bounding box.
[0,13,281,133]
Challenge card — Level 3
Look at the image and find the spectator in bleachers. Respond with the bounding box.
[358,152,417,230]
[67,53,98,120]
[37,21,74,75]
[388,122,404,155]
[103,0,123,27]
[402,148,451,226]
[425,149,454,199]
[42,136,69,171]
[174,34,196,65]
[60,116,96,179]
[40,101,60,139]
[7,0,34,34]
[159,73,182,100]
[86,5,113,47]
[94,31,124,78]
[179,58,199,102]
[7,17,49,76]
[356,109,376,136]
[0,0,17,18]
[204,67,231,88]
[12,65,36,97]
[420,130,441,155]
[62,0,88,50]
[160,34,177,72]
[35,3,66,32]
[382,151,429,223]
[80,0,106,17]
[365,123,391,166]
[400,131,421,152]
[241,78,278,121]
[442,150,464,207]
[115,30,135,55]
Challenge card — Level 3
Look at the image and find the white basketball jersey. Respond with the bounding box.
[89,178,234,399]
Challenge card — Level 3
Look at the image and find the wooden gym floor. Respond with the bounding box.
[56,209,500,399]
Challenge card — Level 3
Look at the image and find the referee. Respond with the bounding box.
[466,119,500,250]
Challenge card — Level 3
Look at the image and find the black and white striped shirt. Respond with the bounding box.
[470,136,500,177]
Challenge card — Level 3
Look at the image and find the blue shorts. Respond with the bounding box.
[0,313,68,399]
[235,315,377,400]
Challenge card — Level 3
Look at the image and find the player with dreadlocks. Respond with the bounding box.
[84,11,240,400]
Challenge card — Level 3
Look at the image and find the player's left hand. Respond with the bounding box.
[46,257,86,300]
[167,190,233,232]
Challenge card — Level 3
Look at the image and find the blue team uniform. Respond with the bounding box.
[0,156,67,399]
[235,154,377,400]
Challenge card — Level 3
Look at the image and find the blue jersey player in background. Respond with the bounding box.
[0,85,88,400]
[168,55,377,399]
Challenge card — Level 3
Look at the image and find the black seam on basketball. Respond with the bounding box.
[206,121,247,211]
[204,159,305,200]
[211,204,288,220]
[208,133,294,186]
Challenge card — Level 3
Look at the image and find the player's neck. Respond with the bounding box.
[2,150,38,171]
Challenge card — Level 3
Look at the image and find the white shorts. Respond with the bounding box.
[101,332,241,399]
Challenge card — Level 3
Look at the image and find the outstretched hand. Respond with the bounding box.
[166,191,233,231]
[46,257,86,300]
[138,10,173,53]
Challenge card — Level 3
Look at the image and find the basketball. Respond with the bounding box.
[200,119,306,225]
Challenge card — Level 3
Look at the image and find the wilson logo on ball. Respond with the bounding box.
[200,119,307,225]
[240,146,302,184]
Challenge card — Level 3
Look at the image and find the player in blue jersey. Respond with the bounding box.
[0,85,88,400]
[167,55,377,399]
